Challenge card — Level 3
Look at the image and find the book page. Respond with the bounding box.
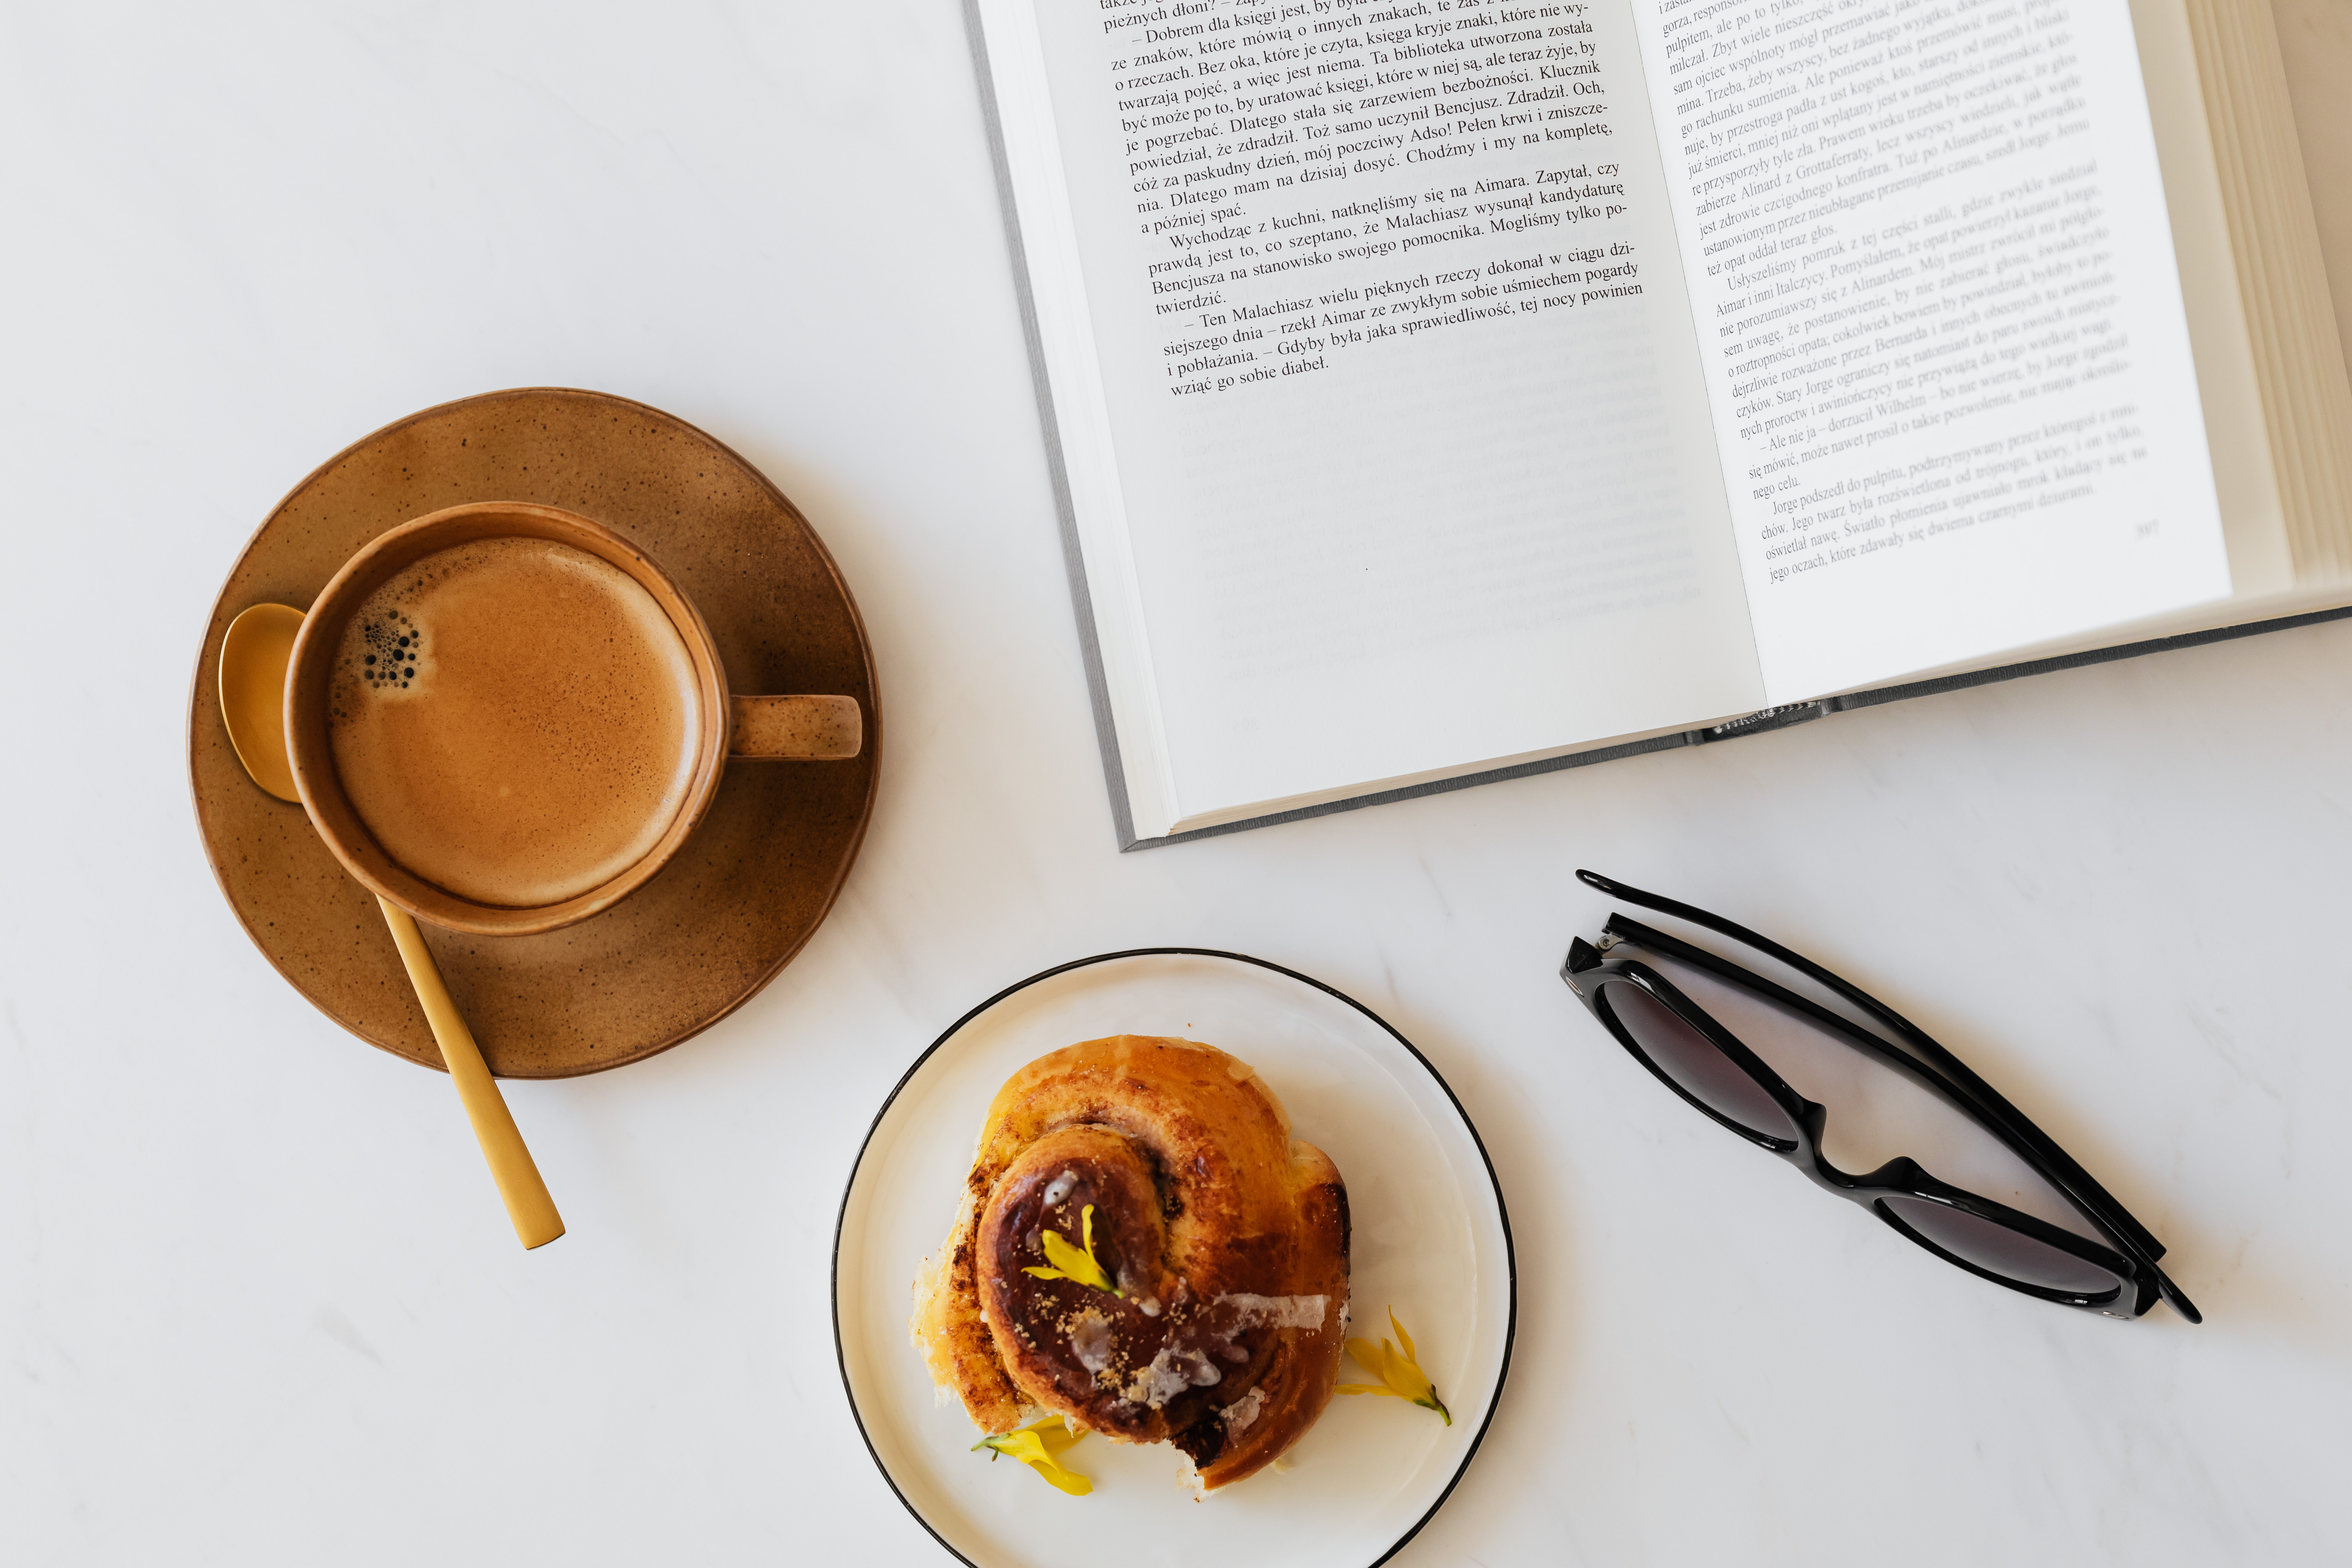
[987,0,1765,831]
[1628,0,2234,701]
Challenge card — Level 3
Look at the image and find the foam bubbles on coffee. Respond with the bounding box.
[328,536,703,909]
[354,608,428,692]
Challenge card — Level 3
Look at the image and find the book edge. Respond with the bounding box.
[1121,603,2352,850]
[2187,0,2352,580]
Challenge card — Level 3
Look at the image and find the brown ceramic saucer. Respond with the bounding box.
[188,388,882,1078]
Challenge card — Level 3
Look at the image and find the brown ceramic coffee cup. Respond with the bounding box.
[284,501,863,937]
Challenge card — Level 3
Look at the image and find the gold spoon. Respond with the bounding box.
[219,603,565,1250]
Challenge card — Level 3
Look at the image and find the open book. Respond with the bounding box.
[970,0,2352,846]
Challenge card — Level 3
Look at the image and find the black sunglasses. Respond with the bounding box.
[1561,870,2200,1323]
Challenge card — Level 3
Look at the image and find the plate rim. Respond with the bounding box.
[829,947,1519,1568]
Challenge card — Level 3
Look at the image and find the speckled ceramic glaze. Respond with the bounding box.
[188,388,882,1078]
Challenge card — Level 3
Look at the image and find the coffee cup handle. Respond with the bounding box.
[729,695,863,761]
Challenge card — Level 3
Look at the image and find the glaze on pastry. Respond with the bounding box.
[912,1035,1350,1490]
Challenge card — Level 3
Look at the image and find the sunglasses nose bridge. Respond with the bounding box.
[1820,1151,1926,1193]
[1779,1096,1840,1176]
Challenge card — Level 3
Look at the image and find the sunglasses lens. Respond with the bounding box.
[1879,1194,2125,1296]
[1601,980,1799,1143]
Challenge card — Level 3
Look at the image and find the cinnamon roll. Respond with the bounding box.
[912,1035,1350,1490]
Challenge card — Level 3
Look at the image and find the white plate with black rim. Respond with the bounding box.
[832,949,1516,1568]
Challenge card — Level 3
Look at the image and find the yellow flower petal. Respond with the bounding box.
[974,1417,1094,1495]
[984,1431,1049,1463]
[1031,1459,1092,1495]
[1387,1339,1435,1403]
[1026,1205,1119,1294]
[1339,1310,1451,1426]
[1389,1308,1418,1366]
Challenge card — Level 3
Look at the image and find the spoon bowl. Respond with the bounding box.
[218,604,304,803]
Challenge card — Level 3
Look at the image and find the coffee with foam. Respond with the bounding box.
[326,537,702,908]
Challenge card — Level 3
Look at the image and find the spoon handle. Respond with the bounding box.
[376,897,566,1250]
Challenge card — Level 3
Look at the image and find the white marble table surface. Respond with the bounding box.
[5,4,2349,1564]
